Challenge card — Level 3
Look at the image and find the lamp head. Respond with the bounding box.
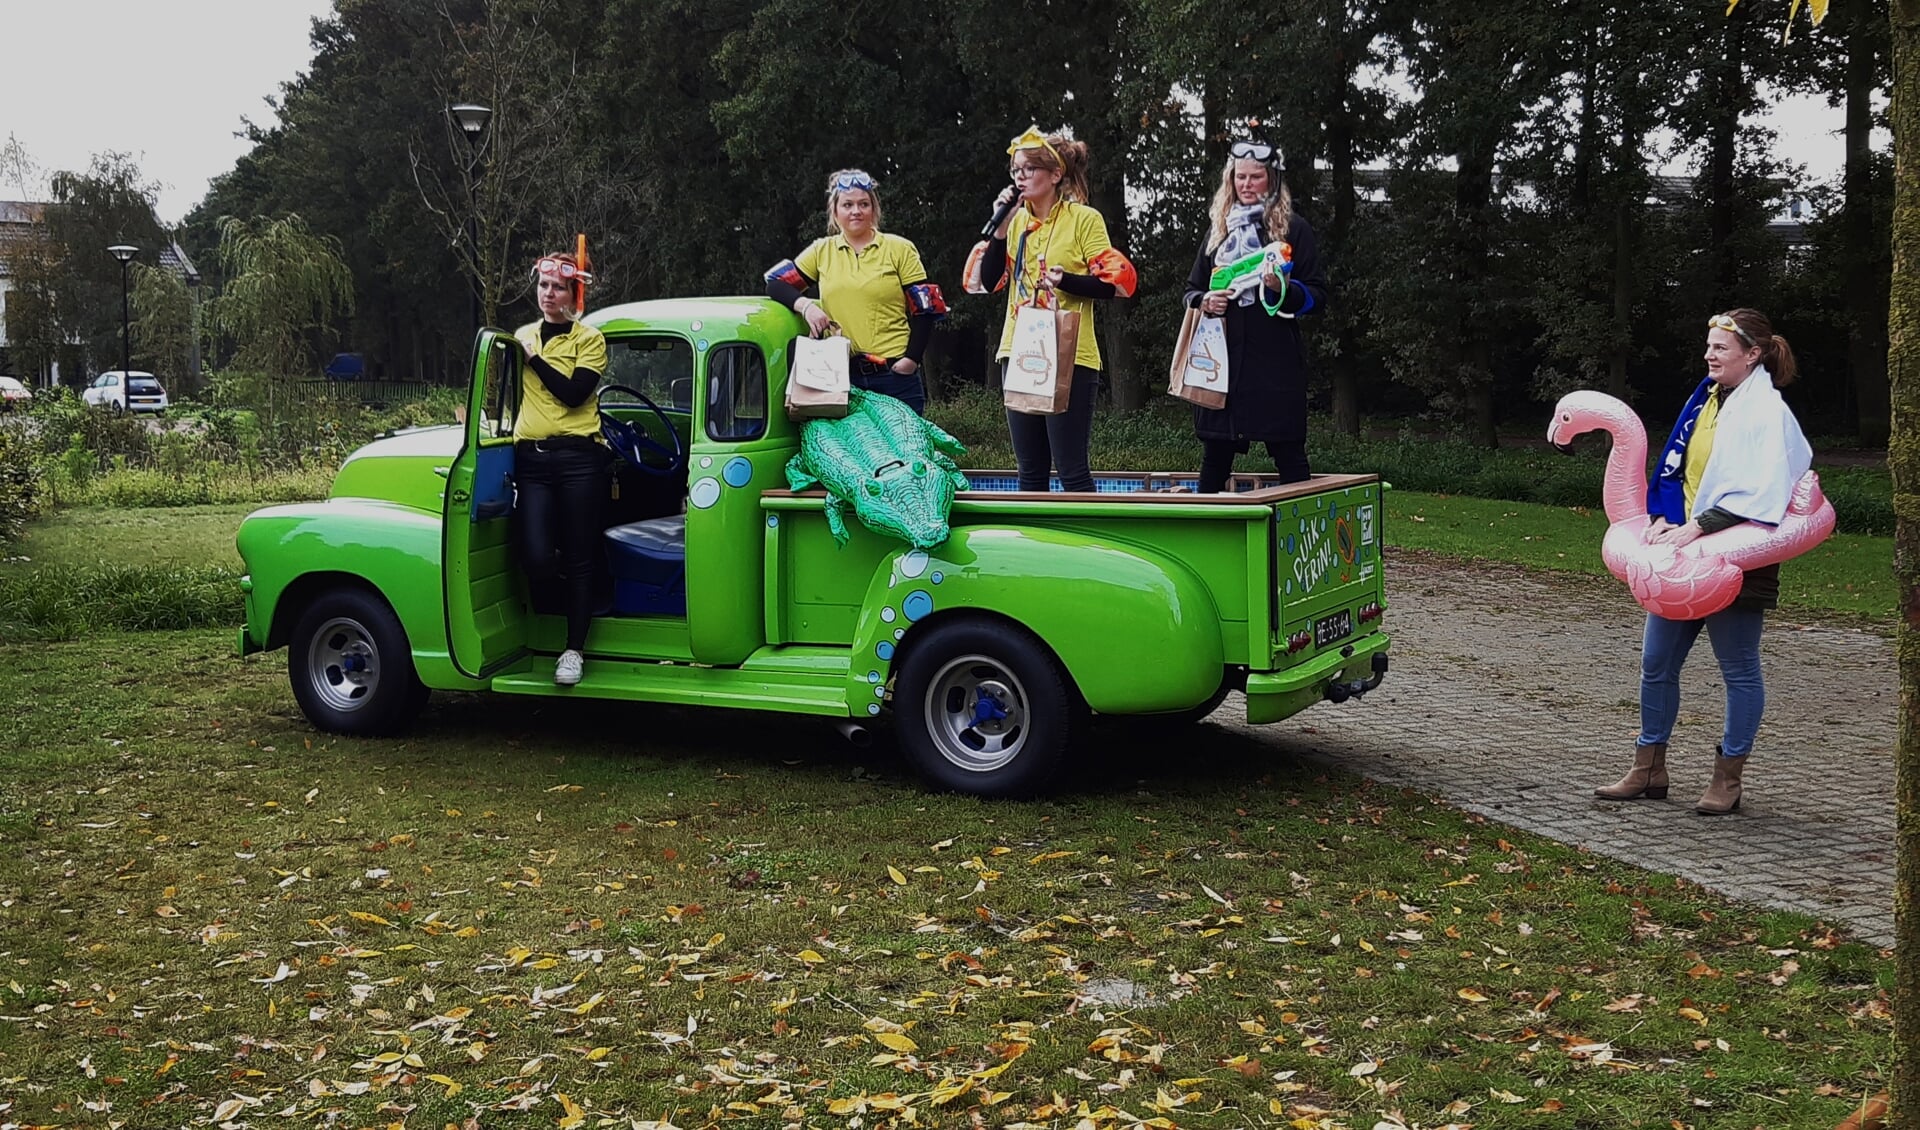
[448,103,493,139]
[107,244,139,264]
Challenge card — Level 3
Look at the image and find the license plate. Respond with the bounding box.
[1314,609,1352,648]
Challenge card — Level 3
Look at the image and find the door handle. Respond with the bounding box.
[434,465,451,478]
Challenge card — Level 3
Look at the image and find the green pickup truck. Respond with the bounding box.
[237,297,1389,795]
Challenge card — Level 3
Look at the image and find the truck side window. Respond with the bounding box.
[705,344,767,442]
[484,336,518,435]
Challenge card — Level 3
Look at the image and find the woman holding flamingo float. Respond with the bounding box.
[1557,309,1816,815]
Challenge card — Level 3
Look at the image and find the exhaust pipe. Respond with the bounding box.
[1325,654,1389,703]
[834,720,873,748]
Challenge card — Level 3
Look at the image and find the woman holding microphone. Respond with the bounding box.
[964,126,1137,492]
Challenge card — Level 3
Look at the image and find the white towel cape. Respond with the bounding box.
[1690,365,1812,527]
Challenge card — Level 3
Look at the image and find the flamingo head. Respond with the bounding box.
[1547,390,1645,455]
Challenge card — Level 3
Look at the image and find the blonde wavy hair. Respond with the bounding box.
[1205,152,1292,253]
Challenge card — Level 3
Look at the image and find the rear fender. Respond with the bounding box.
[847,527,1224,716]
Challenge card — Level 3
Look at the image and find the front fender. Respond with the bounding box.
[847,526,1224,716]
[236,500,476,690]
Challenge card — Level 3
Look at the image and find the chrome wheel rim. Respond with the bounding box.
[923,652,1029,774]
[306,616,380,713]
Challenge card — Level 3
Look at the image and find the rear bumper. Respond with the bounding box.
[1243,632,1390,724]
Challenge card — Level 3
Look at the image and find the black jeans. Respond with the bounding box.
[1005,363,1099,491]
[515,439,611,651]
[1199,437,1309,493]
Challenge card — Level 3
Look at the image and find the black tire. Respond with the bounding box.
[894,618,1075,797]
[288,588,425,736]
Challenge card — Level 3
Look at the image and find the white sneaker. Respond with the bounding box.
[554,649,584,686]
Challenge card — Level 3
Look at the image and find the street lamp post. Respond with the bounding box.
[107,244,139,377]
[448,103,493,333]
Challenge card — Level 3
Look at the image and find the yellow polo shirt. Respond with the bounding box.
[993,200,1115,372]
[513,319,609,441]
[1682,386,1721,514]
[794,231,928,358]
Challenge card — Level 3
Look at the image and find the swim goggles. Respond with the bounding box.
[533,257,592,284]
[832,171,877,191]
[1707,313,1754,345]
[1230,141,1277,161]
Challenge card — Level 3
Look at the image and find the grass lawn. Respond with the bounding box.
[1383,492,1895,625]
[0,631,1891,1128]
[7,503,253,571]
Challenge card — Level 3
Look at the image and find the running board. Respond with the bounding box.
[491,655,851,715]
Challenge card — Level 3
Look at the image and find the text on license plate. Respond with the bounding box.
[1314,609,1352,648]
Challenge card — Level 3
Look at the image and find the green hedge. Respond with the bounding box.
[925,385,1894,536]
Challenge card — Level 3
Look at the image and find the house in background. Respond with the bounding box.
[0,199,203,388]
[0,199,56,385]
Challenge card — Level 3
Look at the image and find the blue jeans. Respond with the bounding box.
[852,371,926,416]
[1639,608,1766,757]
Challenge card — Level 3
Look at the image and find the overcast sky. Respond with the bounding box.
[0,2,1873,228]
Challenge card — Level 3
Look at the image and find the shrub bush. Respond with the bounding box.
[0,563,240,641]
[0,427,39,548]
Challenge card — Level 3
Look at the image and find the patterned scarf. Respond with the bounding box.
[1214,203,1266,307]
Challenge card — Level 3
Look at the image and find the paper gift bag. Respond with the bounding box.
[1167,307,1229,410]
[1002,304,1079,415]
[786,331,851,419]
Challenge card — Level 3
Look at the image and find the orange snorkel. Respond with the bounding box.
[574,233,590,317]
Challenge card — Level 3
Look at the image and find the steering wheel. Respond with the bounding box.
[598,384,686,477]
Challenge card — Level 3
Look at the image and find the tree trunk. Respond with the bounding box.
[1571,33,1599,222]
[1094,149,1141,413]
[1889,1,1920,1125]
[1609,197,1634,400]
[1609,120,1647,402]
[1328,33,1361,438]
[1708,5,1748,304]
[1456,139,1499,448]
[1853,0,1894,446]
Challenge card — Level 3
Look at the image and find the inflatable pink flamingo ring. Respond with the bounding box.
[1545,390,1836,620]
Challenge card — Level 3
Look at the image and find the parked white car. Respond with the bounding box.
[84,371,168,414]
[0,377,30,410]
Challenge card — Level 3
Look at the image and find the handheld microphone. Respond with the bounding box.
[981,194,1019,238]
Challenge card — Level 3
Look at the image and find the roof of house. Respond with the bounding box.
[0,200,201,283]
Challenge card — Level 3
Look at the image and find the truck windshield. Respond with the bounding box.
[602,336,693,411]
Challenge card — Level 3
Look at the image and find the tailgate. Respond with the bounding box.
[1266,482,1386,669]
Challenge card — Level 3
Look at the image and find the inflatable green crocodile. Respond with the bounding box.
[784,389,970,549]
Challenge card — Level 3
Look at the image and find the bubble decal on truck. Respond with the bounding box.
[902,590,933,621]
[876,641,894,661]
[880,606,896,624]
[898,550,929,579]
[690,477,721,509]
[723,457,753,488]
[868,702,881,715]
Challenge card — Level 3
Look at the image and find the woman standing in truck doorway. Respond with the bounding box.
[1184,140,1327,492]
[964,126,1137,492]
[514,251,609,687]
[765,169,946,415]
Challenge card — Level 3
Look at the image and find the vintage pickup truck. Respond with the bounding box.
[237,297,1389,795]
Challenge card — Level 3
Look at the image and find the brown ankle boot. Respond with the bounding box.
[1595,742,1669,800]
[1696,754,1746,815]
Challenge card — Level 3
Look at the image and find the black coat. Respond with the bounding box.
[1181,212,1327,444]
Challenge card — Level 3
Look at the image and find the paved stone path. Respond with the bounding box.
[1216,556,1897,946]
